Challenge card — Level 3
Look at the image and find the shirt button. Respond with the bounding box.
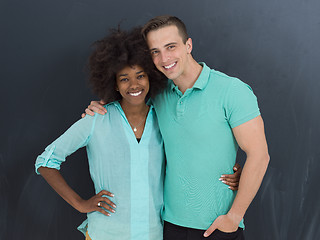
[180,101,183,104]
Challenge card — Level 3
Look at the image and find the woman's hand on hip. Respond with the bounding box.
[77,190,116,217]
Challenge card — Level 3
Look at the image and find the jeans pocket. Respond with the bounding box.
[215,228,239,239]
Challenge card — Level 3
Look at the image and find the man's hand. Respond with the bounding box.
[203,212,241,237]
[220,163,242,190]
[81,100,107,118]
[77,190,116,217]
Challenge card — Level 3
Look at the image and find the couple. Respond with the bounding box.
[35,15,269,240]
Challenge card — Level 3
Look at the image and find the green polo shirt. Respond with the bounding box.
[152,63,260,230]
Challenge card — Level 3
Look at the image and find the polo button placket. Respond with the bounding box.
[176,97,186,118]
[173,87,185,118]
[176,88,194,117]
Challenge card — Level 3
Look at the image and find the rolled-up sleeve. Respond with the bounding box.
[35,115,97,174]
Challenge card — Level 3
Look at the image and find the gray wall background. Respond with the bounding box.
[1,0,319,239]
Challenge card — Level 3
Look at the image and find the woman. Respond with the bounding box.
[35,27,167,240]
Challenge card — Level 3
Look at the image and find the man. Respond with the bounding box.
[86,16,269,240]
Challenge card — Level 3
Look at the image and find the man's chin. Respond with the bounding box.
[156,68,173,79]
[160,71,175,80]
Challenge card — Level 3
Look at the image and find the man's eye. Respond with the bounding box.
[168,45,175,50]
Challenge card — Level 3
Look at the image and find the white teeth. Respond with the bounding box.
[164,62,176,69]
[129,91,142,96]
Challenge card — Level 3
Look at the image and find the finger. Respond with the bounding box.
[90,101,107,114]
[234,166,243,174]
[204,222,218,237]
[221,179,237,185]
[99,202,115,213]
[233,163,241,172]
[99,190,114,197]
[220,175,239,182]
[90,105,106,115]
[219,175,237,182]
[97,190,116,208]
[101,197,116,208]
[81,113,86,118]
[228,186,238,191]
[220,171,241,179]
[96,207,111,217]
[85,108,95,116]
[221,181,238,187]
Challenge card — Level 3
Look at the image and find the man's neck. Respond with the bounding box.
[173,58,202,94]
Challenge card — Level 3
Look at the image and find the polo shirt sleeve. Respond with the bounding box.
[224,78,260,128]
[35,114,97,174]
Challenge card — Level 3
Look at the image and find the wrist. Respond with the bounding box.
[72,196,85,212]
[227,210,243,225]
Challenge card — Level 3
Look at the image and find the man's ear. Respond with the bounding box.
[186,38,193,54]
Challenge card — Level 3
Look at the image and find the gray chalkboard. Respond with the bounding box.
[1,0,319,239]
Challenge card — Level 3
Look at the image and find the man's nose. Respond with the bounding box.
[160,51,170,63]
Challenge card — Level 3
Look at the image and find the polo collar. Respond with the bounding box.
[169,80,178,91]
[192,62,210,90]
[169,62,210,92]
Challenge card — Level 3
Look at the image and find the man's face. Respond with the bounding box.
[146,25,192,81]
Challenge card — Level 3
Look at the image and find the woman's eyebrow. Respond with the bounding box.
[118,73,128,77]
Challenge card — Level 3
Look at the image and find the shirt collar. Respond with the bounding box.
[110,100,154,116]
[193,62,210,90]
[169,62,210,91]
[169,80,178,91]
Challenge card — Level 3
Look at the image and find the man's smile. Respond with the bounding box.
[163,62,177,70]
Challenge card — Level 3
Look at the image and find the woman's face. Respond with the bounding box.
[116,65,150,106]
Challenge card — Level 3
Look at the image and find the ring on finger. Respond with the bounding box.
[98,202,101,207]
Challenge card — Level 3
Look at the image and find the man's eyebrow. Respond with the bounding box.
[164,42,177,47]
[149,42,177,51]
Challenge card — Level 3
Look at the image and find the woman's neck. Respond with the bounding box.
[119,100,149,117]
[119,100,150,139]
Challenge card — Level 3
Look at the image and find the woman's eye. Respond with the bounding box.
[120,78,128,82]
[151,50,159,55]
[168,45,175,50]
[137,75,145,79]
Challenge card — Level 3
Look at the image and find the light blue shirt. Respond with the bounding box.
[35,101,165,240]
